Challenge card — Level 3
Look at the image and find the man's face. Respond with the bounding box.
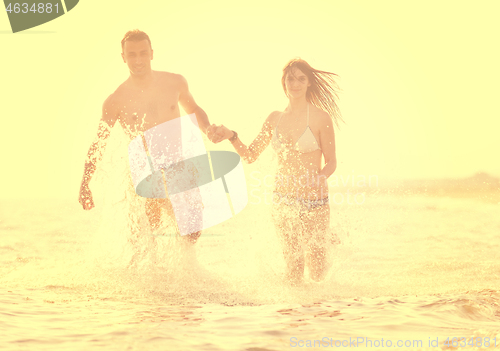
[121,40,153,76]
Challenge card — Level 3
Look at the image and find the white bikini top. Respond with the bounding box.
[271,104,320,153]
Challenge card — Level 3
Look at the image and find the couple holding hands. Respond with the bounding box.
[79,29,342,284]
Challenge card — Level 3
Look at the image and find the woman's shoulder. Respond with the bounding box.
[264,110,283,127]
[310,105,332,127]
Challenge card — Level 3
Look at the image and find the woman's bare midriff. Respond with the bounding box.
[273,148,329,200]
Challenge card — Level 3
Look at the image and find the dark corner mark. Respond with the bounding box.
[4,0,79,33]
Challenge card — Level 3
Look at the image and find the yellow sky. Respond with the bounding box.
[1,0,499,199]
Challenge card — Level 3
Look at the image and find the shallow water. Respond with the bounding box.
[1,191,500,350]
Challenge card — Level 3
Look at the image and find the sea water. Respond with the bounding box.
[2,191,500,350]
[1,133,500,350]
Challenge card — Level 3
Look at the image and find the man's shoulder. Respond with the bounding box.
[111,80,130,99]
[154,70,185,84]
[109,77,142,101]
[102,88,123,114]
[100,91,120,123]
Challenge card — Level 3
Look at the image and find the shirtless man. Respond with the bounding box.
[78,29,218,244]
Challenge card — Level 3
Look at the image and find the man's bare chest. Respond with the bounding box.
[117,88,180,134]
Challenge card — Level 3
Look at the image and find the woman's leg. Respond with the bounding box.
[302,202,330,281]
[272,200,306,283]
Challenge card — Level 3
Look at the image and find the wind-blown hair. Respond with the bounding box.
[121,29,152,51]
[282,58,343,127]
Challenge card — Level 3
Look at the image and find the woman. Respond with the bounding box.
[212,58,342,284]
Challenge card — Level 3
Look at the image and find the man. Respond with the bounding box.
[78,29,218,244]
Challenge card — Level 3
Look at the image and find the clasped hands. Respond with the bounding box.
[207,124,233,143]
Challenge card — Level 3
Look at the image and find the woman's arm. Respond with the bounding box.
[216,111,280,164]
[317,113,337,181]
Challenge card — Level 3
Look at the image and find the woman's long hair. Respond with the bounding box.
[281,58,343,127]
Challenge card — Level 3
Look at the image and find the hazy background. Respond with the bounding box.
[1,0,499,199]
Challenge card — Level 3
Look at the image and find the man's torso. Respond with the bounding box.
[110,71,183,140]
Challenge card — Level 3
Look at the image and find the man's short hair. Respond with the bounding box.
[121,29,152,51]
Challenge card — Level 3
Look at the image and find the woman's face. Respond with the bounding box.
[285,68,311,99]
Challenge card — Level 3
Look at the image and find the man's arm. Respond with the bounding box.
[212,111,279,164]
[79,95,118,210]
[177,75,211,135]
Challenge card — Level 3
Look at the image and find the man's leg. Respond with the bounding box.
[162,162,203,244]
[146,197,202,244]
[165,173,204,244]
[174,191,203,245]
[183,230,201,244]
[145,198,165,231]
